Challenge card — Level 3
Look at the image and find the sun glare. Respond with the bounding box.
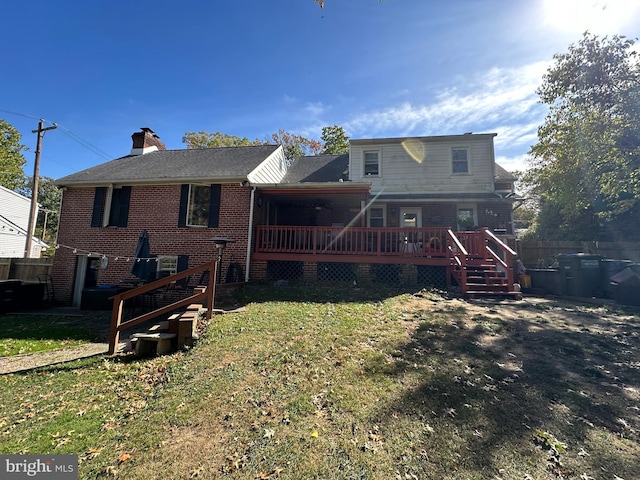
[543,0,638,34]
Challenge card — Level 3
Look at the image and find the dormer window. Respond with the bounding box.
[364,151,380,176]
[452,147,470,174]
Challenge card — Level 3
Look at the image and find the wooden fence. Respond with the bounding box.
[0,258,54,281]
[516,241,640,267]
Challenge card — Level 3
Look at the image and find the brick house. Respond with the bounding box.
[53,128,519,306]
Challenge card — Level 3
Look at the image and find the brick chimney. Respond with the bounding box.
[130,128,167,155]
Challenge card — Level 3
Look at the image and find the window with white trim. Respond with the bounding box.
[364,151,380,176]
[157,256,178,277]
[452,147,469,174]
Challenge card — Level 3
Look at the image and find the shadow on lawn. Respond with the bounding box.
[371,300,640,478]
[0,312,110,344]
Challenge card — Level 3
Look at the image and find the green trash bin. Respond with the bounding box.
[557,254,603,298]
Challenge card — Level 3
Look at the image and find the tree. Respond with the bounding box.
[17,176,61,254]
[182,131,260,149]
[321,125,350,154]
[0,119,28,190]
[524,33,640,241]
[266,129,323,161]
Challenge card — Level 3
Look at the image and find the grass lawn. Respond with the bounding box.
[1,284,639,479]
[0,314,104,356]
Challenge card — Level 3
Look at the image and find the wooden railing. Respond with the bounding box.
[447,229,469,291]
[451,228,517,293]
[108,259,217,355]
[255,225,451,258]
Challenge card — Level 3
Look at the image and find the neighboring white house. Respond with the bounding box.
[0,185,47,258]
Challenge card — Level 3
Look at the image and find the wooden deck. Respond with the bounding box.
[253,226,452,265]
[254,226,518,296]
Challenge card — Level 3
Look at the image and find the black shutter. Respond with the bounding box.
[91,187,106,227]
[176,255,189,287]
[116,186,131,227]
[208,184,221,228]
[178,184,189,227]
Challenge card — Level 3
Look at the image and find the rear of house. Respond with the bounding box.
[52,128,519,307]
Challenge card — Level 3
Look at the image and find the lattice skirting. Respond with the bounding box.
[263,260,446,288]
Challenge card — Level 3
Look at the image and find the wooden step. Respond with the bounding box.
[130,332,177,356]
[148,321,170,332]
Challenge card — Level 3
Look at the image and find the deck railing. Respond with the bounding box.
[451,228,517,293]
[255,225,451,258]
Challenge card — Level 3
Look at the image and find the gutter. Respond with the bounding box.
[245,186,256,282]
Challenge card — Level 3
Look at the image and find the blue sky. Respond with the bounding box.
[2,0,639,181]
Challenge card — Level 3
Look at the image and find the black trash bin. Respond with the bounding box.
[601,259,633,298]
[557,254,603,298]
[610,266,640,306]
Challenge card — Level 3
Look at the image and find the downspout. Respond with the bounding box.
[245,186,256,282]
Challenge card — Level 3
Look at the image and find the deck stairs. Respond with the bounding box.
[448,228,519,298]
[129,303,203,356]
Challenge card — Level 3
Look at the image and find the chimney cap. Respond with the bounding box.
[140,127,159,138]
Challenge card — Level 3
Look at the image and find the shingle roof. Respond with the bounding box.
[281,154,349,183]
[55,145,280,186]
[494,163,515,181]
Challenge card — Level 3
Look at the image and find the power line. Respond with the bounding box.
[0,108,114,160]
[55,124,113,160]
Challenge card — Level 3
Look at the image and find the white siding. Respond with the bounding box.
[349,136,496,195]
[0,229,27,257]
[248,146,288,184]
[0,186,44,258]
[0,186,33,230]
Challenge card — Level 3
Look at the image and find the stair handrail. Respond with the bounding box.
[482,228,516,292]
[108,259,217,354]
[447,229,469,293]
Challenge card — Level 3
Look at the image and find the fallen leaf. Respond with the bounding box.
[310,429,319,438]
[118,453,131,464]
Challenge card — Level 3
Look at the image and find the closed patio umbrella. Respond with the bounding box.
[130,230,153,280]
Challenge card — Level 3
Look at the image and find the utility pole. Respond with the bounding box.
[25,119,57,258]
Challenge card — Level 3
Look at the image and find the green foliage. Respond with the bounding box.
[182,131,260,148]
[321,125,350,154]
[524,33,640,241]
[0,119,28,190]
[266,129,323,161]
[182,129,324,162]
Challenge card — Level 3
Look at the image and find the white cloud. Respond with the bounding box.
[344,61,549,140]
[496,153,532,173]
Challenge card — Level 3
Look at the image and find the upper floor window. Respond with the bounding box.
[364,151,380,176]
[178,184,221,228]
[452,147,469,174]
[91,186,130,228]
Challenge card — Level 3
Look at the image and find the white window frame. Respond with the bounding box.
[187,184,210,227]
[456,204,477,231]
[364,150,381,177]
[368,205,386,227]
[157,255,178,277]
[452,147,470,174]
